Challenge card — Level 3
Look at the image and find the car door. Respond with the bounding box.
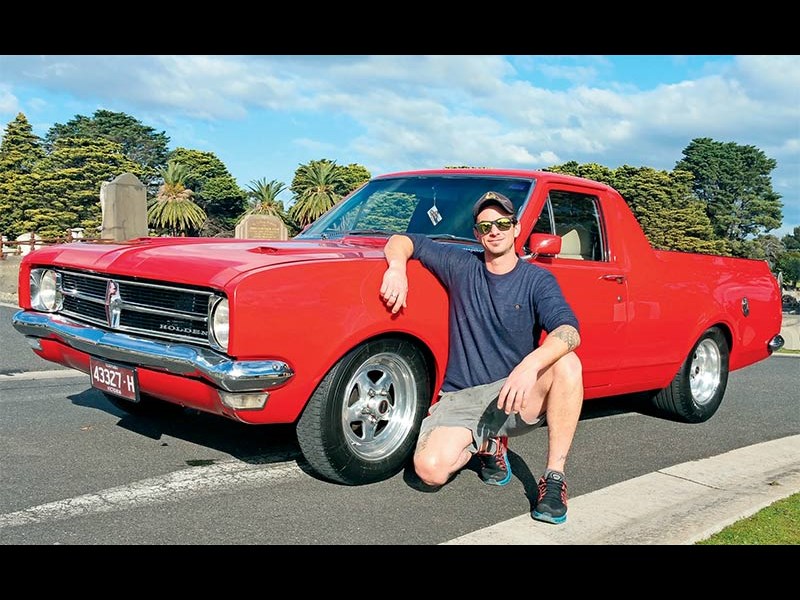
[522,185,629,395]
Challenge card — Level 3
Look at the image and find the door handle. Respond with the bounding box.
[601,274,626,284]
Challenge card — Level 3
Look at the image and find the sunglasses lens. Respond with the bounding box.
[475,218,515,234]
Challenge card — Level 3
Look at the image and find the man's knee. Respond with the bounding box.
[553,352,583,386]
[414,452,451,487]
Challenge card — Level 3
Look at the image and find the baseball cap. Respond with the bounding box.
[472,191,516,220]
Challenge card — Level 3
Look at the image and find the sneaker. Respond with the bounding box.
[476,436,512,486]
[532,470,568,524]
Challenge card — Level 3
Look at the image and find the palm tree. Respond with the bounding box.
[245,178,286,216]
[147,161,207,236]
[289,160,346,228]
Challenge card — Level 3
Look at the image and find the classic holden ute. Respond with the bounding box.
[12,169,785,485]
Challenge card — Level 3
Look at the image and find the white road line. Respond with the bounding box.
[0,456,303,529]
[0,369,89,381]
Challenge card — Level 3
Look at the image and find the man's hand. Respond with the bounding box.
[495,325,579,414]
[497,362,539,415]
[380,266,408,314]
[380,235,414,314]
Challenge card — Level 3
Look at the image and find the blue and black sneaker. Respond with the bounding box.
[532,470,568,524]
[476,436,512,486]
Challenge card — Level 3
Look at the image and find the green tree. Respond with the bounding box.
[166,148,247,236]
[147,161,207,236]
[200,176,248,236]
[777,251,800,288]
[782,226,800,252]
[45,110,169,192]
[245,178,286,216]
[0,113,45,174]
[0,113,46,237]
[289,159,348,227]
[612,165,727,254]
[5,171,80,239]
[337,163,371,196]
[9,136,142,239]
[675,138,783,256]
[751,234,786,270]
[546,161,615,184]
[548,161,726,254]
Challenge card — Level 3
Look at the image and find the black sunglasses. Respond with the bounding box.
[474,217,517,235]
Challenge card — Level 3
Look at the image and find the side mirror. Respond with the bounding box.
[527,233,561,257]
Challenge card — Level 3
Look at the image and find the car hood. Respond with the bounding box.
[25,236,388,290]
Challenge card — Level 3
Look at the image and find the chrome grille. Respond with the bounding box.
[58,270,215,346]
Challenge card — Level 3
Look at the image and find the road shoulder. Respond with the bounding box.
[443,434,800,545]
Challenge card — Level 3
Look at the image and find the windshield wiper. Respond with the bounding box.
[426,234,480,244]
[340,229,393,236]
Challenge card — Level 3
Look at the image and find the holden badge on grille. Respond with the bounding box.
[105,280,123,328]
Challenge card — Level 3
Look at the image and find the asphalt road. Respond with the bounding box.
[1,303,798,545]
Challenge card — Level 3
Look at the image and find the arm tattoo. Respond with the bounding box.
[550,325,580,352]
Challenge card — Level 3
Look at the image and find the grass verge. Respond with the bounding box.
[697,491,800,545]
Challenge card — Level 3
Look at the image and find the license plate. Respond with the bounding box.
[90,358,140,402]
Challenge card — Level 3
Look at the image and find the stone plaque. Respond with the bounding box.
[236,214,288,240]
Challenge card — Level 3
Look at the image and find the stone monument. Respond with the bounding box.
[235,214,288,240]
[99,173,148,241]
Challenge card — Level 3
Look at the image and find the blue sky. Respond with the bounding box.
[1,55,798,237]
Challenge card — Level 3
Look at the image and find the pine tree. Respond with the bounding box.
[0,113,46,237]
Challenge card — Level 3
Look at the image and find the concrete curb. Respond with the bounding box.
[443,435,800,545]
[781,314,800,351]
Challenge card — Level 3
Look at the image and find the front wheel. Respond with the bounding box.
[296,338,431,485]
[650,327,730,423]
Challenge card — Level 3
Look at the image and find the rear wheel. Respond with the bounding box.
[650,327,730,423]
[296,338,431,485]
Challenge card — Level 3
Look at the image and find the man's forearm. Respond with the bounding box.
[384,234,414,268]
[548,324,580,353]
[520,324,580,374]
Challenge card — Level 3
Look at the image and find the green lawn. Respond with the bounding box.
[697,491,800,545]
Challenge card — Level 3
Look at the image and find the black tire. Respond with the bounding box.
[102,391,183,416]
[296,338,431,485]
[650,327,730,423]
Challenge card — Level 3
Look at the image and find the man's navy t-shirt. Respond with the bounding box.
[407,234,579,393]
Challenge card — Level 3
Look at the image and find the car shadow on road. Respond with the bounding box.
[66,386,663,490]
[579,391,666,421]
[67,388,303,466]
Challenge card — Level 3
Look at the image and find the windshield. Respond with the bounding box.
[297,174,535,241]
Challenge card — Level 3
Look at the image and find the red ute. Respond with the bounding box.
[12,169,785,484]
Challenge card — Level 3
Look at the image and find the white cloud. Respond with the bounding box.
[0,54,797,234]
[0,87,19,114]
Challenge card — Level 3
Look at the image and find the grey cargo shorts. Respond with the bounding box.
[418,378,544,453]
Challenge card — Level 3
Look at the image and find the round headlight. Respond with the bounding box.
[210,297,229,351]
[32,269,62,312]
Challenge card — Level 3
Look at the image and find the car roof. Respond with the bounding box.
[373,168,613,191]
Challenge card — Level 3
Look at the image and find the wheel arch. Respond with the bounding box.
[294,331,438,485]
[294,330,439,427]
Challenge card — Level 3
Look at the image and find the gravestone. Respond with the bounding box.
[99,173,148,241]
[235,214,288,240]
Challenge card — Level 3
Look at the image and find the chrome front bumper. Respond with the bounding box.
[12,310,294,393]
